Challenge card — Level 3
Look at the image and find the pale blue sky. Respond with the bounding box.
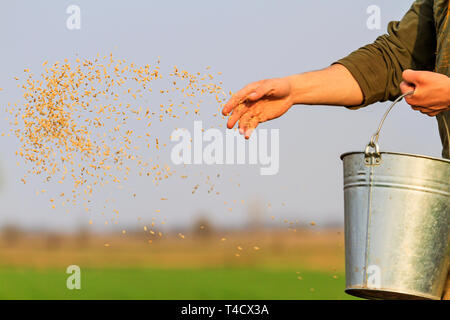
[0,1,442,231]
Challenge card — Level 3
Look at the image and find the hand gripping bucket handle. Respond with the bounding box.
[341,91,450,300]
[365,90,450,161]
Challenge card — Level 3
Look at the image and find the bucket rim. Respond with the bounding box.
[340,151,450,164]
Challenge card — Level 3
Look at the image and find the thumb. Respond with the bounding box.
[402,69,421,84]
[246,83,271,101]
[399,80,415,95]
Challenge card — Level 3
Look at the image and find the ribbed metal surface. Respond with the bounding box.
[341,152,450,300]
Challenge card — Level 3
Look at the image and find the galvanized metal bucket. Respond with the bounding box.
[340,92,450,300]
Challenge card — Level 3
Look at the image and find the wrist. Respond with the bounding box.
[285,73,307,105]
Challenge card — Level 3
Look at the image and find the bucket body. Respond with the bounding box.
[341,151,450,300]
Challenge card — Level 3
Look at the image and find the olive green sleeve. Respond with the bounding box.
[335,0,436,109]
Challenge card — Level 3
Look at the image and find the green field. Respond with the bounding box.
[0,229,354,299]
[0,267,356,300]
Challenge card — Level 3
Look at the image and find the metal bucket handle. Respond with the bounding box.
[364,91,415,165]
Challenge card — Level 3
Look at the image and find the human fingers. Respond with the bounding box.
[411,105,439,116]
[222,82,260,116]
[238,108,259,135]
[243,117,260,139]
[226,102,249,129]
[400,80,415,95]
[245,80,274,102]
[402,69,423,85]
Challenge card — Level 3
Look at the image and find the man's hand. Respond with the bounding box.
[400,69,450,117]
[222,77,294,139]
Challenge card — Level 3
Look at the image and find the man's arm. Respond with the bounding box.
[286,64,363,106]
[222,0,438,138]
[222,64,363,138]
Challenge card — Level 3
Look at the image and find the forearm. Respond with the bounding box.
[286,64,364,107]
